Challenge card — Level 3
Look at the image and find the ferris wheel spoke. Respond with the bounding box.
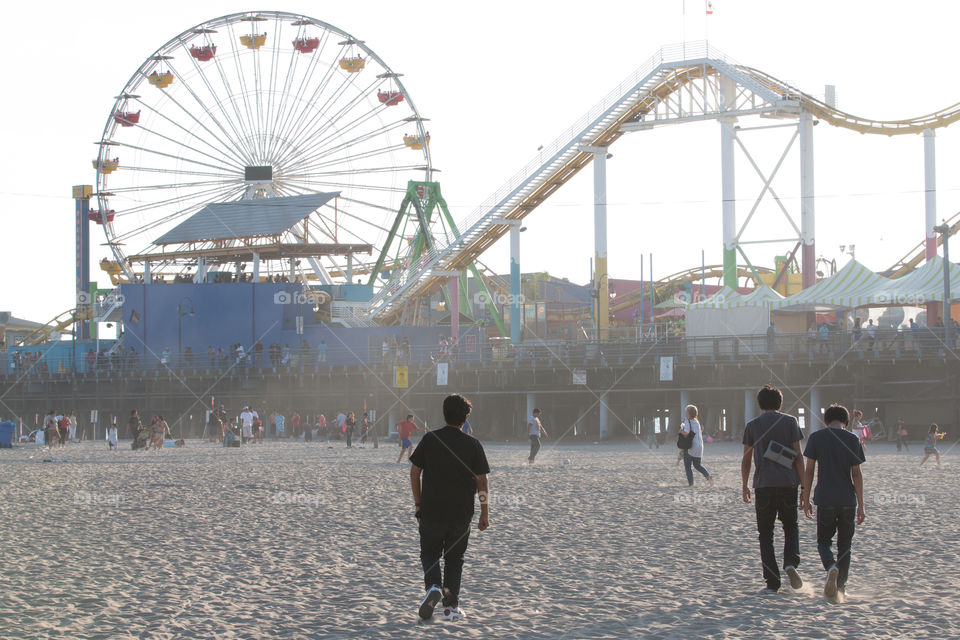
[105,178,240,194]
[207,35,259,158]
[282,164,425,180]
[282,116,408,173]
[224,21,262,159]
[271,39,349,159]
[114,181,243,220]
[262,16,286,162]
[313,202,393,235]
[116,122,241,174]
[134,96,249,168]
[146,67,253,166]
[109,140,238,174]
[178,46,258,163]
[285,142,407,176]
[278,176,403,194]
[276,74,377,168]
[274,54,365,160]
[120,165,235,178]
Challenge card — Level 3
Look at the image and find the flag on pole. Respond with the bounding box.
[706,0,714,15]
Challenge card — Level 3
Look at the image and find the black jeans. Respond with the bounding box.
[528,435,541,461]
[419,518,471,606]
[682,450,710,486]
[754,486,800,590]
[816,505,856,590]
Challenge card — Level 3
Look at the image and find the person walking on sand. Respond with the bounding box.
[801,404,866,601]
[680,405,713,487]
[107,422,118,450]
[397,414,419,463]
[359,412,371,448]
[920,424,945,467]
[410,394,490,621]
[527,408,547,464]
[741,384,808,593]
[240,406,254,444]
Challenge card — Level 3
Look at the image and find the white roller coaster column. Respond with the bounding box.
[510,224,522,345]
[592,149,609,339]
[720,76,737,290]
[800,111,815,289]
[924,128,937,261]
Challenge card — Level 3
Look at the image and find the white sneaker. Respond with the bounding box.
[824,565,840,599]
[785,565,803,589]
[441,606,465,621]
[418,586,443,620]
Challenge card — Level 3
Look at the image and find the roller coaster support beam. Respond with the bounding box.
[720,76,737,290]
[800,111,816,289]
[580,146,611,339]
[925,129,938,261]
[72,185,92,342]
[924,129,939,324]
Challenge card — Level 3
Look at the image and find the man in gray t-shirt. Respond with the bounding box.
[741,385,809,593]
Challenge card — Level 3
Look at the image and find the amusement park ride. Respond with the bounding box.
[21,13,960,349]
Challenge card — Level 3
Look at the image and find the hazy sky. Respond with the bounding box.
[3,0,960,322]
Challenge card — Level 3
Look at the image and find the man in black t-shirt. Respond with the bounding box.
[741,384,808,593]
[801,404,866,600]
[410,394,490,621]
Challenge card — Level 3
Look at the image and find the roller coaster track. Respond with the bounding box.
[14,307,92,347]
[883,210,960,278]
[608,265,773,315]
[367,41,960,324]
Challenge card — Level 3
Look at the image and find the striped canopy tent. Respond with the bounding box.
[772,260,890,312]
[687,286,742,309]
[729,286,784,308]
[868,255,960,306]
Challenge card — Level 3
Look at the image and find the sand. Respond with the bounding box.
[0,438,956,639]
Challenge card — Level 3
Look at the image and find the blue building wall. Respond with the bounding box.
[118,282,482,367]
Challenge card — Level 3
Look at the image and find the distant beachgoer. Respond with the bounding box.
[317,413,328,442]
[680,405,713,487]
[410,393,490,621]
[240,407,254,443]
[802,403,866,601]
[68,410,78,442]
[292,412,302,439]
[44,411,58,448]
[741,384,808,593]
[896,418,909,452]
[920,424,945,467]
[851,410,868,447]
[397,414,419,463]
[527,409,547,464]
[359,412,371,448]
[127,409,142,440]
[345,412,356,448]
[57,414,69,448]
[274,412,285,439]
[107,424,118,450]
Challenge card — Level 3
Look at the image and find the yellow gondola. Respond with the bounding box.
[147,71,175,89]
[403,133,430,150]
[93,158,120,174]
[240,33,267,49]
[339,56,365,73]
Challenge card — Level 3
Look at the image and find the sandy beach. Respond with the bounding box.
[0,438,956,639]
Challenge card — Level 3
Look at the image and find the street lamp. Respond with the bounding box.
[934,222,952,345]
[177,297,195,368]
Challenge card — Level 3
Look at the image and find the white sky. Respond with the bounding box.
[3,0,960,322]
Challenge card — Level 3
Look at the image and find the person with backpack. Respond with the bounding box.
[741,384,808,593]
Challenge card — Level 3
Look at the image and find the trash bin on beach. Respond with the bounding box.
[0,421,15,448]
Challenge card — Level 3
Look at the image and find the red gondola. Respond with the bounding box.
[293,37,319,53]
[89,210,116,224]
[377,90,404,106]
[113,111,141,127]
[189,45,217,61]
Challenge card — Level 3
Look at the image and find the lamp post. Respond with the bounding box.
[177,297,195,368]
[934,223,952,346]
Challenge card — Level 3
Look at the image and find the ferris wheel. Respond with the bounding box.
[93,11,432,284]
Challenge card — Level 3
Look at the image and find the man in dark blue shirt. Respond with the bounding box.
[410,394,490,621]
[741,384,808,593]
[802,403,866,600]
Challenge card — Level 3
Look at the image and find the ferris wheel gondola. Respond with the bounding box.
[93,11,432,284]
